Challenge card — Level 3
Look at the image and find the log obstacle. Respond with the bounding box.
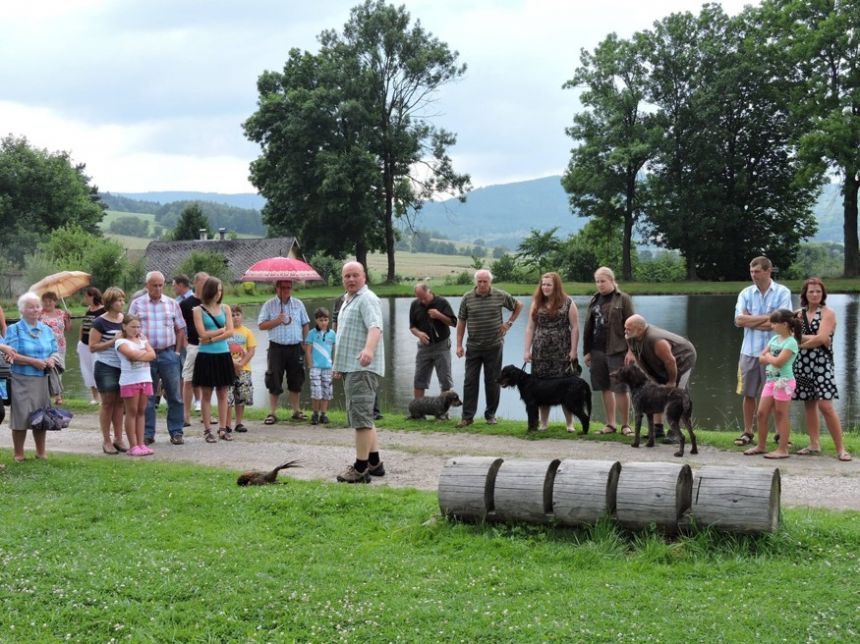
[437,456,503,522]
[687,466,781,533]
[493,459,561,523]
[607,462,692,532]
[552,460,621,526]
[438,457,780,535]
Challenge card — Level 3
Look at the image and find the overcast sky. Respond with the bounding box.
[1,0,756,194]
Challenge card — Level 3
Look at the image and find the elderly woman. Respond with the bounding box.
[793,278,851,461]
[523,272,580,432]
[583,266,635,436]
[4,292,60,462]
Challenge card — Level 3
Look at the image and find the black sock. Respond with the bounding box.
[354,459,368,472]
[368,452,380,466]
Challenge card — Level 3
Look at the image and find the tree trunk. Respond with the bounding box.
[843,171,859,277]
[685,250,698,280]
[623,174,635,281]
[383,157,396,284]
[355,238,368,276]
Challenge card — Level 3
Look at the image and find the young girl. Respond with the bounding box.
[115,315,156,456]
[744,309,802,459]
[305,307,336,425]
[192,277,235,442]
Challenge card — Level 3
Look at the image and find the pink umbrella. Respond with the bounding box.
[241,257,323,282]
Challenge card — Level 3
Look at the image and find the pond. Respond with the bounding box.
[47,293,860,430]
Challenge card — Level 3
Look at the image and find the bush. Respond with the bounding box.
[490,254,519,282]
[241,281,256,296]
[176,250,231,283]
[635,252,686,282]
[309,253,342,286]
[108,216,150,237]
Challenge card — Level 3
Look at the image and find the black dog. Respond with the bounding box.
[407,390,463,420]
[497,365,591,433]
[610,364,697,457]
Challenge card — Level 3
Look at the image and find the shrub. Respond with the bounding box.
[176,250,231,283]
[490,254,519,282]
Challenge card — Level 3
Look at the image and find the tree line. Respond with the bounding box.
[564,0,859,280]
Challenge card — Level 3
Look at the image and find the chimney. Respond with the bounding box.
[199,229,207,241]
[219,227,226,240]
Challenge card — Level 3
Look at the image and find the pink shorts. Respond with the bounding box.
[761,379,796,402]
[120,382,154,399]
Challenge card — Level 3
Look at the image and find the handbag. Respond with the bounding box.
[566,358,583,377]
[29,406,73,431]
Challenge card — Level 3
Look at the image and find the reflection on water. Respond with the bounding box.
[55,294,860,429]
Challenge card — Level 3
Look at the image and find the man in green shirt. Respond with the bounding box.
[455,269,523,427]
[333,261,385,483]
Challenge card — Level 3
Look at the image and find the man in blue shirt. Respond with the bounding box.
[733,256,792,446]
[258,280,310,423]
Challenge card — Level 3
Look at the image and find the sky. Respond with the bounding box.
[1,0,757,194]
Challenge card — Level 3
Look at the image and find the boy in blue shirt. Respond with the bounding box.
[304,308,336,425]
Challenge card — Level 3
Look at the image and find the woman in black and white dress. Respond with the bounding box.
[793,277,850,461]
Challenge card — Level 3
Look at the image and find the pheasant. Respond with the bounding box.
[236,460,301,486]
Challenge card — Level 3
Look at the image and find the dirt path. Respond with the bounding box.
[4,412,858,511]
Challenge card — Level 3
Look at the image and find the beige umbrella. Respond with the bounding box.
[29,271,91,299]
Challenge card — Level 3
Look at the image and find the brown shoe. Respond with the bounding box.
[203,430,216,444]
[336,465,370,484]
[368,461,386,477]
[455,419,474,428]
[169,433,185,445]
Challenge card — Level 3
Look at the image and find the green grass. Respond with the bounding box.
[0,455,858,641]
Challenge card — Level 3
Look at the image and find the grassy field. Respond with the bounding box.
[0,454,858,641]
[365,250,493,281]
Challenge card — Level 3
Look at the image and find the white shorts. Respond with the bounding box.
[182,344,199,382]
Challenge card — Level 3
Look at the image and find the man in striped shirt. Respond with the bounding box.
[455,269,523,427]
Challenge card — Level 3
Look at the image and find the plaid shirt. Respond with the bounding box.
[5,320,58,377]
[734,281,792,357]
[332,286,384,376]
[257,296,309,345]
[128,294,186,350]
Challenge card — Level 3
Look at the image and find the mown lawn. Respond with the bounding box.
[1,455,858,642]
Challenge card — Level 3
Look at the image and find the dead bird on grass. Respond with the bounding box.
[237,460,301,486]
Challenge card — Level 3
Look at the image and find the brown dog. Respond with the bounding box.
[611,364,697,457]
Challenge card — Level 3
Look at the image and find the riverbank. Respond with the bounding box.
[5,410,857,511]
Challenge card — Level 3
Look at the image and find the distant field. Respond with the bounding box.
[100,210,157,229]
[365,250,495,280]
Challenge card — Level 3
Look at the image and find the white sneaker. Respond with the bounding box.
[193,400,201,412]
[89,399,100,405]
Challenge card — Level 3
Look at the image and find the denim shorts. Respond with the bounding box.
[94,361,121,393]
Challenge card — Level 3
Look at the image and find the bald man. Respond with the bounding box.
[623,314,697,443]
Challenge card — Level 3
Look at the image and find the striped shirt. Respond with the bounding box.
[5,320,58,377]
[734,281,792,357]
[128,294,187,350]
[458,287,518,351]
[332,286,384,376]
[257,296,310,345]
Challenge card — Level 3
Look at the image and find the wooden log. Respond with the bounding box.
[687,466,781,533]
[438,456,503,522]
[616,462,692,532]
[552,460,621,526]
[493,459,561,523]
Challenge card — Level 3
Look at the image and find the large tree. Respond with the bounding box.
[171,203,211,241]
[0,135,104,265]
[244,0,470,279]
[562,33,658,280]
[765,0,860,277]
[644,5,819,279]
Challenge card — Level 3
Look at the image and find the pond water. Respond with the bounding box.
[49,293,860,430]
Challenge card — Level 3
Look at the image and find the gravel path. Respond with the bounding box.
[4,412,858,511]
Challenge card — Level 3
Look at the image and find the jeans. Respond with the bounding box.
[145,349,185,439]
[462,346,503,421]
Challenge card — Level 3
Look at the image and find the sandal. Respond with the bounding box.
[204,429,217,443]
[291,411,308,420]
[734,432,754,446]
[838,452,852,462]
[796,447,821,456]
[743,447,766,456]
[598,425,616,434]
[264,414,278,425]
[621,425,634,436]
[218,428,233,441]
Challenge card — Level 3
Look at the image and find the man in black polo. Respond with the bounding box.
[455,269,523,427]
[409,282,456,398]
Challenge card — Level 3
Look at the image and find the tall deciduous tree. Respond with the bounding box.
[0,135,104,265]
[766,0,860,277]
[644,5,819,279]
[244,0,470,279]
[562,34,658,280]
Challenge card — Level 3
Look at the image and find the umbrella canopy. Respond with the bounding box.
[241,257,322,283]
[29,271,91,299]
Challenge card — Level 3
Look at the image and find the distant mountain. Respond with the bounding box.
[116,191,266,211]
[114,178,846,247]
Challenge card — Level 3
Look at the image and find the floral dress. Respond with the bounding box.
[793,307,838,401]
[532,298,572,379]
[40,311,68,357]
